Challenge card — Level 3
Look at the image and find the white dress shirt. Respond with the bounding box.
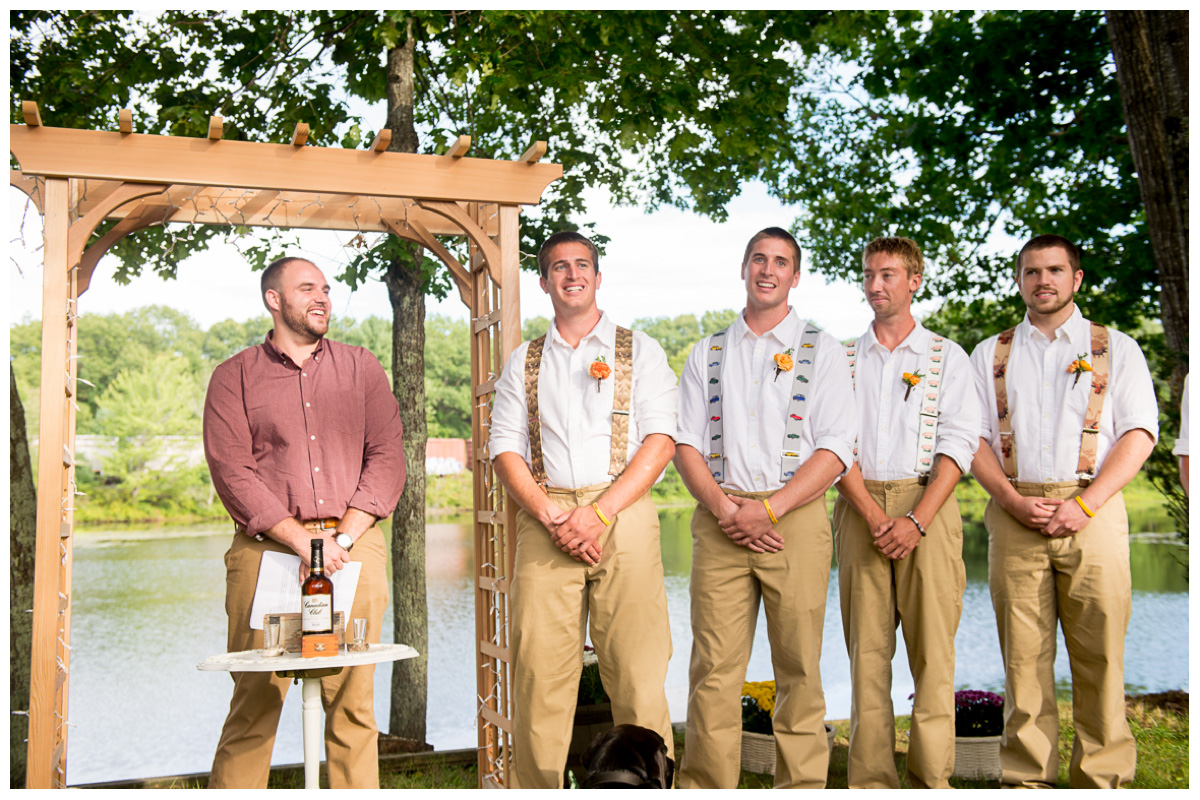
[1173,375,1188,457]
[677,307,857,493]
[852,321,980,481]
[970,306,1159,483]
[489,312,678,489]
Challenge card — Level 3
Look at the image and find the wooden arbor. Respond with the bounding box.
[10,104,559,789]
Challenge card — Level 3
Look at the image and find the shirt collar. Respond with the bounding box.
[863,319,929,355]
[263,330,325,366]
[1017,304,1085,345]
[729,306,801,347]
[547,311,613,350]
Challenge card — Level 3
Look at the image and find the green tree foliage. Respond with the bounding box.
[424,315,472,440]
[778,11,1155,333]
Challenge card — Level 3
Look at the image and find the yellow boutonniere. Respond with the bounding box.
[902,371,924,401]
[773,349,794,382]
[588,356,611,392]
[1067,354,1092,388]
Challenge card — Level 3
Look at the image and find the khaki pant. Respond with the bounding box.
[986,483,1134,788]
[209,526,389,789]
[833,479,965,788]
[678,493,832,789]
[510,485,673,789]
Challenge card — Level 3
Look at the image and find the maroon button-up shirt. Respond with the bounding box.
[203,332,406,538]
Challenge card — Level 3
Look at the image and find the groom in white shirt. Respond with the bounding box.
[674,228,857,788]
[833,236,980,788]
[489,231,679,788]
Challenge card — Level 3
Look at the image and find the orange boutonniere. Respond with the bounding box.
[773,349,794,382]
[1068,354,1092,388]
[589,356,611,392]
[902,370,924,401]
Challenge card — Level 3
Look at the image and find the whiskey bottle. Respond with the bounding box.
[301,538,334,635]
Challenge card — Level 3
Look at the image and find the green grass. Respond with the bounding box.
[143,696,1187,788]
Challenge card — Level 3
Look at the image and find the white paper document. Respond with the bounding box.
[248,551,362,630]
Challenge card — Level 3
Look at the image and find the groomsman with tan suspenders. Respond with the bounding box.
[489,231,678,788]
[833,237,980,788]
[675,227,857,788]
[969,234,1158,788]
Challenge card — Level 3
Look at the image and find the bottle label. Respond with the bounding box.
[301,595,333,633]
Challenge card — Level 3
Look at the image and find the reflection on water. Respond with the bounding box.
[64,502,1188,785]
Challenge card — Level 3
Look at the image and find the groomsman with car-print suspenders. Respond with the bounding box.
[488,232,679,788]
[833,237,980,788]
[674,227,857,789]
[969,234,1158,788]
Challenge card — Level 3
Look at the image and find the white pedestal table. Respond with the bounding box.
[198,643,419,789]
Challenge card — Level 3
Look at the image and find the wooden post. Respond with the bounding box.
[27,177,72,788]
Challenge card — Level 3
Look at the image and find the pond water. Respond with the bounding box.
[62,502,1188,785]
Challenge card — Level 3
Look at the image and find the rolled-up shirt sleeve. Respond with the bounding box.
[488,341,532,463]
[934,341,981,475]
[203,360,292,537]
[811,331,858,472]
[347,353,406,518]
[675,336,709,453]
[632,332,677,440]
[969,338,998,444]
[1110,329,1160,444]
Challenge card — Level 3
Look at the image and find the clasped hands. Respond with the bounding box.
[543,503,606,566]
[716,496,785,553]
[866,512,922,560]
[1009,494,1090,537]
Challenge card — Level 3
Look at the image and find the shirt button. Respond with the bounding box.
[318,499,324,505]
[314,467,320,472]
[302,372,308,377]
[310,435,316,440]
[751,444,757,450]
[754,476,762,483]
[753,379,759,385]
[306,402,311,408]
[750,412,756,418]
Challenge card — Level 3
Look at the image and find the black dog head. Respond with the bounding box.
[580,724,674,789]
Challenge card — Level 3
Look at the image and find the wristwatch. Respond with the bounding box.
[334,531,354,551]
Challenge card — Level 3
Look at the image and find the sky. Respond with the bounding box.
[8,180,953,343]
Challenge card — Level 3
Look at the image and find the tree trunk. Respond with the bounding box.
[384,20,429,744]
[10,365,37,787]
[1106,11,1189,374]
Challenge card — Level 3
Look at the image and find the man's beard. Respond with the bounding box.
[280,297,328,340]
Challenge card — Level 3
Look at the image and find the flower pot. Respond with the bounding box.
[739,724,836,776]
[952,734,1001,780]
[564,702,614,783]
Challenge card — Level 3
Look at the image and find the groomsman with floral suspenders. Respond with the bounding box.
[489,231,679,788]
[833,237,980,788]
[970,234,1158,788]
[675,227,857,788]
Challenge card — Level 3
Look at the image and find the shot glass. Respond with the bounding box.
[349,617,369,652]
[263,616,284,657]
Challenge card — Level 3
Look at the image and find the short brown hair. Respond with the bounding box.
[1016,234,1081,278]
[862,237,924,279]
[261,256,310,307]
[537,231,600,279]
[742,227,802,273]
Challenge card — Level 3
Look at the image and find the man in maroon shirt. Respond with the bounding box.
[203,257,405,788]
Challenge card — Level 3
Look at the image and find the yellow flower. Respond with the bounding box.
[901,370,924,401]
[773,349,794,382]
[1068,354,1092,388]
[742,680,776,714]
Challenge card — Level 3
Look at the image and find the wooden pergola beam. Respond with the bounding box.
[11,125,562,205]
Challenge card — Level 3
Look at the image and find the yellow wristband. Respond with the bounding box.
[1075,495,1096,518]
[763,498,779,525]
[592,502,612,527]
